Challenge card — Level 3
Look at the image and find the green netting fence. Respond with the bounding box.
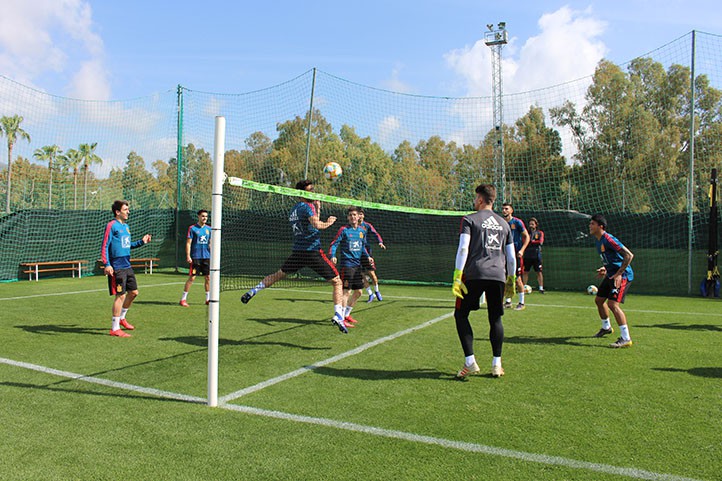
[0,31,721,295]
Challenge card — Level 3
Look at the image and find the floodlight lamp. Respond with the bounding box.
[486,24,494,31]
[498,22,506,29]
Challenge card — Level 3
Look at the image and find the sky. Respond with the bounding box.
[1,0,720,101]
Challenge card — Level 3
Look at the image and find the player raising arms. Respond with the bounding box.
[101,200,152,337]
[358,208,386,302]
[240,180,348,333]
[330,206,370,327]
[180,209,211,306]
[501,203,530,310]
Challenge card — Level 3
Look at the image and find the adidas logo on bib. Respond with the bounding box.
[481,216,504,231]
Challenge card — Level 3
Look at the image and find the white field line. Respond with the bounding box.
[0,356,205,403]
[0,281,186,301]
[219,312,454,403]
[0,355,702,481]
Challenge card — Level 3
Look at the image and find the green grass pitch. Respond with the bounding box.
[1,273,720,480]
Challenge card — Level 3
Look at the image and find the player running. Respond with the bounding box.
[330,206,370,327]
[358,208,385,302]
[589,214,635,348]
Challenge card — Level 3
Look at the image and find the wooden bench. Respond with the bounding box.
[130,257,160,274]
[21,260,89,281]
[97,258,161,274]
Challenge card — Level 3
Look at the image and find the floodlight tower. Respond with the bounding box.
[485,22,508,202]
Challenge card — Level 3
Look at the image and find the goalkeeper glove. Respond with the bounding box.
[452,269,468,299]
[504,275,517,298]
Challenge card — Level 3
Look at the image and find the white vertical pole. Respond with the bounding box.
[208,116,225,407]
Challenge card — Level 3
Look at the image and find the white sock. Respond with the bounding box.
[518,292,525,304]
[374,284,380,292]
[620,324,631,340]
[601,318,611,330]
[254,281,266,291]
[539,286,544,291]
[334,304,343,319]
[112,316,120,331]
[465,354,476,366]
[205,291,210,301]
[181,291,189,301]
[367,287,373,296]
[492,356,502,367]
[505,298,511,304]
[344,306,353,318]
[120,308,129,319]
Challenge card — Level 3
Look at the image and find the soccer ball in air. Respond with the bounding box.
[523,284,532,294]
[587,285,599,296]
[323,162,343,182]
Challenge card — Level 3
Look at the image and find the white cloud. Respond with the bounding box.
[381,64,413,94]
[0,0,109,99]
[444,6,607,97]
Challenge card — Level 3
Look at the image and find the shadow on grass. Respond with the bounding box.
[311,365,455,381]
[15,324,108,336]
[132,300,180,306]
[247,316,328,327]
[161,333,330,351]
[637,323,722,332]
[503,335,607,348]
[652,367,722,379]
[0,381,203,404]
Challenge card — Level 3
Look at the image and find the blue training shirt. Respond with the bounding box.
[289,201,321,251]
[508,216,527,252]
[187,224,211,259]
[596,232,634,281]
[329,225,368,267]
[101,219,145,270]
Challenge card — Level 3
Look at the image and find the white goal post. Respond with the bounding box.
[208,116,225,407]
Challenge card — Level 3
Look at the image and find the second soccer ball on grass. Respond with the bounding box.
[323,162,343,181]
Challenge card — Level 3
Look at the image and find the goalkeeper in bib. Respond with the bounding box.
[240,180,349,334]
[330,206,371,327]
[501,203,530,310]
[452,184,516,379]
[357,208,386,302]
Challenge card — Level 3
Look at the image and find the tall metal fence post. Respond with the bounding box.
[688,31,697,294]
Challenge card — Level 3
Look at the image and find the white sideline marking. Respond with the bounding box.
[0,282,186,301]
[219,312,455,403]
[0,357,205,403]
[0,356,702,481]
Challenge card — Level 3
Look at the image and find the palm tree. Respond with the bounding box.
[79,142,102,209]
[33,144,63,209]
[0,115,32,214]
[60,148,83,209]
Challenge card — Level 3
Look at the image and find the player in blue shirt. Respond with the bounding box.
[100,200,152,337]
[358,208,386,302]
[241,180,348,333]
[589,214,635,348]
[501,203,530,310]
[330,207,370,326]
[180,209,211,307]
